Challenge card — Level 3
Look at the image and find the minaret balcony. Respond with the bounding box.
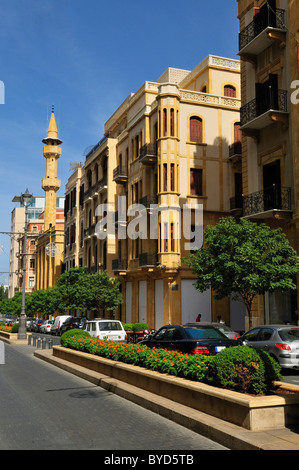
[43,145,61,157]
[42,177,61,192]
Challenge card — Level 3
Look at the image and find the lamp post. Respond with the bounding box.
[18,189,33,340]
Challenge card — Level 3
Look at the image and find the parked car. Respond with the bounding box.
[40,320,54,334]
[60,317,82,334]
[240,325,299,370]
[189,322,240,340]
[85,319,127,341]
[50,315,71,336]
[33,319,44,333]
[139,324,240,355]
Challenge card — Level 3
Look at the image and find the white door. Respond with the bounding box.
[139,280,147,323]
[181,279,211,324]
[125,282,132,324]
[155,279,164,330]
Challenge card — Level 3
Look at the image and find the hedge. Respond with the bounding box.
[59,331,283,394]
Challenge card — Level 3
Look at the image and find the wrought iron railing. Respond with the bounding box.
[139,252,157,267]
[139,143,157,159]
[113,166,128,180]
[230,196,243,211]
[239,7,286,51]
[112,259,128,271]
[243,187,291,217]
[240,89,287,126]
[229,142,242,158]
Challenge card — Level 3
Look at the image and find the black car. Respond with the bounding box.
[139,324,240,355]
[60,317,83,334]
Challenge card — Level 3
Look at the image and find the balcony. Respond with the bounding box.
[84,224,96,239]
[139,252,157,267]
[112,259,128,272]
[229,196,243,215]
[228,142,242,164]
[139,195,158,208]
[139,143,157,165]
[97,177,107,193]
[240,90,288,132]
[113,166,128,184]
[242,186,292,219]
[238,7,286,60]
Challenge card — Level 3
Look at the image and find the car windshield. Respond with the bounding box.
[279,328,299,342]
[214,324,231,333]
[98,322,122,331]
[184,327,225,339]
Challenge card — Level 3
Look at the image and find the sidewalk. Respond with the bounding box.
[34,347,299,451]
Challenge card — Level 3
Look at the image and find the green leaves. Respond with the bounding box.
[0,267,123,317]
[185,217,299,324]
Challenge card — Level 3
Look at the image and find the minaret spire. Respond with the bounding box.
[41,105,62,230]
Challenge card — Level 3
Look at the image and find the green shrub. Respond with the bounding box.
[123,323,134,331]
[205,345,283,395]
[60,328,90,346]
[132,323,149,331]
[11,323,19,333]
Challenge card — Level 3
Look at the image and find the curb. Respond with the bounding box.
[34,348,299,450]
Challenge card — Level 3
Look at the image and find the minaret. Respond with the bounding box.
[41,106,62,230]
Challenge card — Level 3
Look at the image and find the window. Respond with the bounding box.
[163,108,167,136]
[170,163,175,191]
[224,85,236,97]
[190,116,203,143]
[163,164,167,192]
[170,108,175,136]
[190,168,203,196]
[234,122,241,142]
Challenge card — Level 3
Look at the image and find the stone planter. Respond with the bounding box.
[52,345,299,432]
[0,330,27,344]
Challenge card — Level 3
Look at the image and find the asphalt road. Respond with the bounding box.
[0,343,228,451]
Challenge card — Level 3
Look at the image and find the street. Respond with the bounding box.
[0,342,228,451]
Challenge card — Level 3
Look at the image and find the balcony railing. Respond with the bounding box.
[139,252,157,267]
[97,177,107,193]
[229,142,242,158]
[240,90,287,128]
[113,166,128,183]
[139,143,157,165]
[243,187,291,217]
[112,259,128,271]
[139,195,158,208]
[239,7,286,52]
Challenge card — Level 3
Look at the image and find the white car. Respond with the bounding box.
[85,320,126,341]
[40,320,54,334]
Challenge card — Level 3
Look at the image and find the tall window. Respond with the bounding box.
[170,108,175,136]
[234,122,241,142]
[163,164,167,192]
[163,108,167,136]
[224,85,236,97]
[190,116,203,143]
[190,168,203,196]
[170,163,175,192]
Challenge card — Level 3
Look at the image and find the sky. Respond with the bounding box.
[0,0,240,284]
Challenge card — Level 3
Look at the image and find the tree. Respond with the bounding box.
[57,267,123,315]
[185,217,299,328]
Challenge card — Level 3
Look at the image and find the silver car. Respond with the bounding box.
[240,325,299,370]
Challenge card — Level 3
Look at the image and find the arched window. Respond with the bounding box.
[190,116,203,143]
[224,85,236,97]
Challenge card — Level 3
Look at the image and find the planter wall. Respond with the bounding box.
[52,345,299,431]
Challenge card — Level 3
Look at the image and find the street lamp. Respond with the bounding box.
[18,189,33,339]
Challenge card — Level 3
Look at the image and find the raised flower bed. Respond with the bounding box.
[52,332,299,431]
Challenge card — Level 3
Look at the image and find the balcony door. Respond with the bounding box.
[263,159,281,211]
[256,74,278,116]
[254,0,277,35]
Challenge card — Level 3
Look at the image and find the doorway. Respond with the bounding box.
[263,159,281,211]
